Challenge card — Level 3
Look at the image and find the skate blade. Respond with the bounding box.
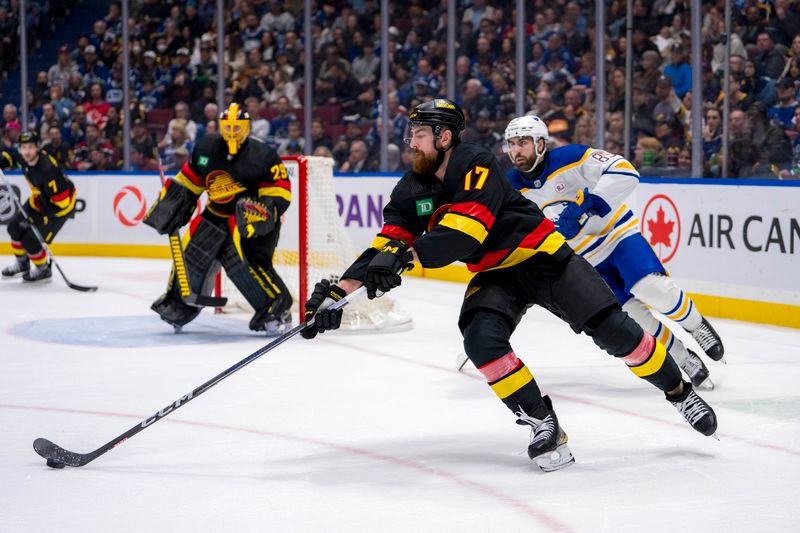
[719,356,727,365]
[710,433,720,441]
[534,444,575,473]
[697,377,715,391]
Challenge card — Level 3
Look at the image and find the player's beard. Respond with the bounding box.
[514,153,537,173]
[412,148,438,174]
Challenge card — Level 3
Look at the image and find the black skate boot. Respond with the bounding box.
[691,318,725,362]
[666,382,718,438]
[22,260,52,283]
[250,309,292,336]
[515,395,575,472]
[680,349,713,390]
[2,257,29,278]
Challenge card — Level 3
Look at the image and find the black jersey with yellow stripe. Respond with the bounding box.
[342,142,572,281]
[172,134,290,217]
[1,149,76,217]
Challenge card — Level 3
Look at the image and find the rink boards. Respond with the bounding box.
[1,171,798,328]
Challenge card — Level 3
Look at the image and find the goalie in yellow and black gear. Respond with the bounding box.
[143,103,293,335]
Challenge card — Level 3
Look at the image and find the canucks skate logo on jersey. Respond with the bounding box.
[206,170,247,204]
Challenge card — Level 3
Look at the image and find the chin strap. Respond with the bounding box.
[432,130,457,173]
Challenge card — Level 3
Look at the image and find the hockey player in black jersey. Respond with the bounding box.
[143,103,293,335]
[301,99,718,472]
[1,132,76,282]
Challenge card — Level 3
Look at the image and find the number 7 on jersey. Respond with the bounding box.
[464,165,489,191]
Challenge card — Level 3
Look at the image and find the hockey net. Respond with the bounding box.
[216,155,412,333]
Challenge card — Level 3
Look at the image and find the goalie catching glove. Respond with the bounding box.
[555,187,612,239]
[301,279,347,339]
[235,197,277,239]
[364,239,414,299]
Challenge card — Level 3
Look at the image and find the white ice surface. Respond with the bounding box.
[1,257,799,533]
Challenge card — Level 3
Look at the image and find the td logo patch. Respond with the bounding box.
[198,156,209,167]
[416,198,434,216]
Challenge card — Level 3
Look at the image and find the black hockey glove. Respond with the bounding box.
[235,197,277,239]
[364,239,414,300]
[301,279,347,339]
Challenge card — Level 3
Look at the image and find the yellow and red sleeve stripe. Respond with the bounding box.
[174,162,205,195]
[436,201,496,245]
[258,178,291,203]
[466,219,566,272]
[370,224,418,250]
[50,188,76,215]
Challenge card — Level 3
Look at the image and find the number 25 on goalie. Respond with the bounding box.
[270,163,288,181]
[464,166,489,191]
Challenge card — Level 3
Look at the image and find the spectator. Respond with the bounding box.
[160,120,192,169]
[780,105,800,179]
[64,105,88,145]
[634,136,665,169]
[160,102,198,150]
[652,75,685,128]
[278,121,305,155]
[729,139,780,179]
[268,96,296,142]
[729,108,750,140]
[352,41,380,86]
[1,122,22,151]
[573,115,595,146]
[310,119,334,151]
[709,19,746,75]
[470,109,503,152]
[269,69,301,107]
[43,125,74,168]
[748,102,792,168]
[73,123,113,171]
[48,45,78,90]
[245,98,270,141]
[664,44,692,98]
[130,144,160,171]
[168,146,190,172]
[780,35,800,79]
[769,78,799,129]
[261,0,295,35]
[325,63,362,114]
[79,45,109,87]
[38,103,62,142]
[130,117,156,158]
[702,107,723,162]
[1,104,18,129]
[768,0,800,47]
[339,139,373,172]
[754,31,786,80]
[83,83,111,130]
[463,0,495,29]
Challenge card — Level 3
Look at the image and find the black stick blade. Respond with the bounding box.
[33,438,89,468]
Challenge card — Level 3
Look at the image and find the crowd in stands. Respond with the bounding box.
[0,0,799,178]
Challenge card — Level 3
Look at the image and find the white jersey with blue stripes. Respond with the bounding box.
[506,144,641,267]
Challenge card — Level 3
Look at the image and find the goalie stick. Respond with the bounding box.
[154,152,226,309]
[34,286,367,468]
[0,170,97,292]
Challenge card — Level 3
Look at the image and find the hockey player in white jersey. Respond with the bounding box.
[503,115,725,388]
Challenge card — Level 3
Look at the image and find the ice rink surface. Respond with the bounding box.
[1,257,799,533]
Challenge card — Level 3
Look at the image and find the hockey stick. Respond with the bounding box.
[154,153,226,308]
[34,285,367,468]
[0,170,98,292]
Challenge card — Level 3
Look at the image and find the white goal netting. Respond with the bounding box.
[218,156,412,333]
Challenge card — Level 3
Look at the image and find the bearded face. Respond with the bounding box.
[411,147,439,174]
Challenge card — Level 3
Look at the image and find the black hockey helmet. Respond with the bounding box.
[405,98,466,144]
[19,131,39,145]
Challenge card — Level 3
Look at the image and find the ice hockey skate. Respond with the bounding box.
[2,257,29,278]
[22,260,52,283]
[666,382,718,438]
[516,395,575,472]
[691,318,725,363]
[678,349,714,390]
[250,311,292,337]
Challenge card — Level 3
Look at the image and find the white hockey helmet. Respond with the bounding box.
[503,115,550,171]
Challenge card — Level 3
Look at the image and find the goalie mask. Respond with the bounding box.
[219,103,251,156]
[503,115,550,172]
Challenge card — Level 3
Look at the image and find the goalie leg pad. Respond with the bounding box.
[151,292,201,328]
[462,310,548,419]
[179,215,228,295]
[143,180,198,235]
[630,273,702,331]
